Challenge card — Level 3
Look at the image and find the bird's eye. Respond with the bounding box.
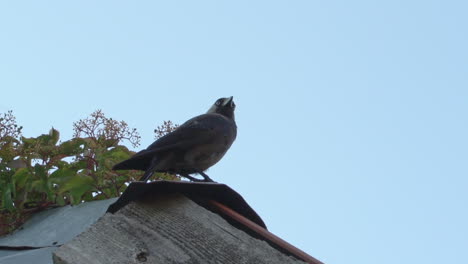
[215,100,222,106]
[230,101,235,108]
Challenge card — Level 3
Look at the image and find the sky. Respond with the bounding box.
[1,1,467,263]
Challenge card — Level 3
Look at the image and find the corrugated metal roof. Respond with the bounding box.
[0,198,117,264]
[0,247,56,264]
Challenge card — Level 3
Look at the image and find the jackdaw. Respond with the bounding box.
[112,96,237,182]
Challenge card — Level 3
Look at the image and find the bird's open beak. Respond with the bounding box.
[223,96,234,106]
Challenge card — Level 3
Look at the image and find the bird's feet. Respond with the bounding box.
[180,174,205,182]
[180,172,215,183]
[197,171,215,182]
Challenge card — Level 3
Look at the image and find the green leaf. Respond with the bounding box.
[92,193,107,201]
[103,138,119,148]
[58,138,85,156]
[34,164,47,181]
[54,160,69,169]
[49,168,77,185]
[30,179,52,200]
[68,159,88,171]
[0,135,20,144]
[31,179,44,192]
[14,189,27,209]
[31,165,53,200]
[21,136,37,146]
[0,141,17,161]
[9,182,16,200]
[49,127,60,145]
[59,175,94,204]
[13,168,30,188]
[82,192,93,201]
[105,146,132,164]
[81,137,98,148]
[56,195,66,206]
[103,146,131,160]
[2,185,15,211]
[102,188,115,197]
[36,134,52,145]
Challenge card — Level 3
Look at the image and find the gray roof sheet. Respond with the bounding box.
[0,198,117,264]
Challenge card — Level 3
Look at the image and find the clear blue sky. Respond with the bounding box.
[1,1,467,263]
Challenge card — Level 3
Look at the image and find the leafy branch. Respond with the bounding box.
[0,110,178,236]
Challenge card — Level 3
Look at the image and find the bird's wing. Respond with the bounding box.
[134,114,226,157]
[112,114,228,171]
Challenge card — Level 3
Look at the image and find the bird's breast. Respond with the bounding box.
[178,116,236,171]
[182,143,226,170]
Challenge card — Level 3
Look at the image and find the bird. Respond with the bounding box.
[112,96,237,182]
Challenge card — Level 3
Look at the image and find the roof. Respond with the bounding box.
[107,180,267,228]
[107,181,322,264]
[1,180,322,264]
[55,193,306,264]
[0,198,117,264]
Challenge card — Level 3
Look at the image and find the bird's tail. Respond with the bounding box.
[112,156,149,171]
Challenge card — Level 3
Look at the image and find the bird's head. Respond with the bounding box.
[207,96,236,120]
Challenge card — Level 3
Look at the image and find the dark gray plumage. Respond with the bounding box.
[112,96,237,182]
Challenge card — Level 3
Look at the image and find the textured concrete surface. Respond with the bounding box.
[53,194,305,264]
